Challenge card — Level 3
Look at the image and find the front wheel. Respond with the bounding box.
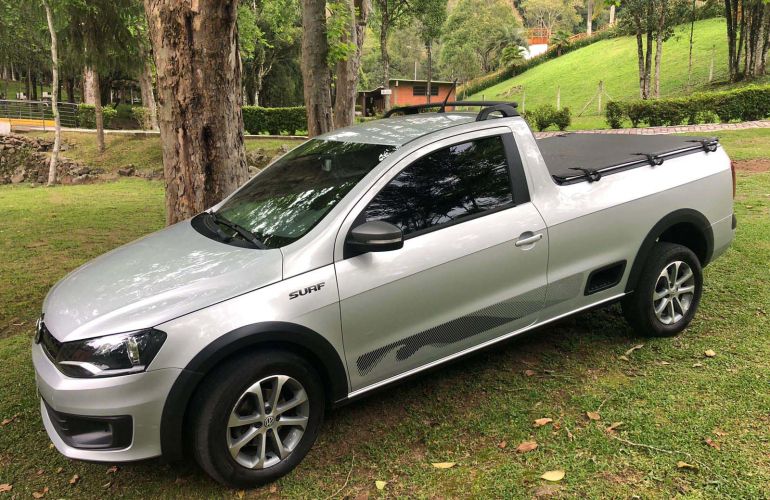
[191,349,325,488]
[622,242,703,337]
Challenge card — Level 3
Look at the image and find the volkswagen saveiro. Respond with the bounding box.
[33,102,736,487]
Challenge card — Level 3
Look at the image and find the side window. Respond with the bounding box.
[364,135,514,237]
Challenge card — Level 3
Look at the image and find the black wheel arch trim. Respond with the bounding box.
[625,208,713,294]
[159,321,348,461]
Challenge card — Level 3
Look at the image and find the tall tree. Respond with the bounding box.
[618,0,680,99]
[60,0,141,153]
[300,0,335,135]
[240,0,301,107]
[374,0,414,110]
[333,0,371,128]
[144,0,249,224]
[440,0,525,81]
[586,0,593,34]
[724,0,770,81]
[414,0,447,103]
[42,0,60,186]
[521,0,581,37]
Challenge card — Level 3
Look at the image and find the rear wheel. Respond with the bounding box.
[191,349,325,488]
[622,242,703,337]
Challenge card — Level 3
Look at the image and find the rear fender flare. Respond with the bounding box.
[625,209,713,294]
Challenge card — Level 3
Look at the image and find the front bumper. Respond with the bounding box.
[32,340,182,462]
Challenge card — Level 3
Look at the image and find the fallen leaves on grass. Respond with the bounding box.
[431,462,456,469]
[624,344,644,357]
[605,422,623,434]
[497,440,507,449]
[0,484,11,493]
[55,467,63,474]
[705,438,721,450]
[677,461,698,470]
[1,414,18,426]
[516,441,538,453]
[32,487,49,499]
[586,411,601,421]
[375,480,387,490]
[106,466,119,474]
[692,362,704,368]
[524,369,536,377]
[534,418,553,427]
[69,474,80,485]
[704,349,717,358]
[540,470,565,482]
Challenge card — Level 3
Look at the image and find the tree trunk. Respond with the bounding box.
[380,15,391,111]
[83,66,97,104]
[636,31,646,98]
[43,0,61,187]
[586,0,593,36]
[426,39,432,104]
[31,72,38,100]
[653,30,664,98]
[138,45,158,129]
[334,0,370,129]
[301,0,335,135]
[644,29,654,99]
[653,0,667,98]
[90,68,106,153]
[144,0,249,225]
[609,4,616,25]
[26,66,31,100]
[66,77,75,103]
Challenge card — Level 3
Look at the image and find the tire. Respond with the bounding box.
[622,242,703,337]
[191,349,325,488]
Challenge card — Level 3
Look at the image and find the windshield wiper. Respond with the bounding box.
[207,211,267,249]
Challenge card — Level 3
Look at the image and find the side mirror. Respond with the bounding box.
[346,221,404,253]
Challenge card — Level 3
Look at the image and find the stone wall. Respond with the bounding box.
[0,134,104,185]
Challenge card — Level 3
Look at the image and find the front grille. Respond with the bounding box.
[39,322,62,361]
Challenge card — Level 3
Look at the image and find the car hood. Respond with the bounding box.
[42,220,283,342]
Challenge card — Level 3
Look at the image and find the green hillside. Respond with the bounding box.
[470,18,767,129]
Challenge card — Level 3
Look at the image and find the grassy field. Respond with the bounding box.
[469,18,770,130]
[25,131,305,174]
[0,132,768,498]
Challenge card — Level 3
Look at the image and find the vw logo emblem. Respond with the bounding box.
[264,416,275,428]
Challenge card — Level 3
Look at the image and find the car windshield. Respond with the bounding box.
[215,139,397,249]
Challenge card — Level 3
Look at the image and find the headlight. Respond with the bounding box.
[54,329,167,378]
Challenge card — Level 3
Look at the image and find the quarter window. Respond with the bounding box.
[364,135,514,237]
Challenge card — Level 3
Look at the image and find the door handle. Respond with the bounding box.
[515,232,543,247]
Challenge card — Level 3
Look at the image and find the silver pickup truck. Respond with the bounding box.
[32,102,736,488]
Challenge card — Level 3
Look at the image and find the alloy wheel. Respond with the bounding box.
[226,375,310,469]
[652,260,696,325]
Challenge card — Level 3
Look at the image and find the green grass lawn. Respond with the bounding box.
[24,131,304,174]
[470,18,769,129]
[0,132,768,498]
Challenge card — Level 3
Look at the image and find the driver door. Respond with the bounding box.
[334,130,549,392]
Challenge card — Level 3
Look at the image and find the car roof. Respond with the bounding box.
[316,112,480,147]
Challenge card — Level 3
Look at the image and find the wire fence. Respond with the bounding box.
[0,99,78,129]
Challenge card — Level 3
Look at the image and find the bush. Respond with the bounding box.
[605,85,770,128]
[605,101,624,129]
[242,106,307,135]
[552,107,571,131]
[130,107,155,130]
[526,104,572,131]
[76,104,117,129]
[115,103,134,120]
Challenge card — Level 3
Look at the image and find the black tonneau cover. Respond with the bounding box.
[536,134,719,185]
